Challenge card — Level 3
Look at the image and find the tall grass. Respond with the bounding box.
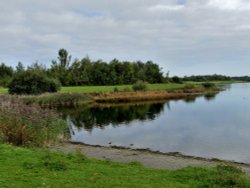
[20,93,92,107]
[0,96,67,147]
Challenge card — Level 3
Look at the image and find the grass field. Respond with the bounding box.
[0,84,186,94]
[0,144,249,188]
[0,81,240,95]
[60,83,186,93]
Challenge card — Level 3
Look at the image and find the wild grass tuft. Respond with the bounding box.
[0,96,67,147]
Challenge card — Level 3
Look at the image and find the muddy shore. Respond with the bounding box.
[50,142,250,176]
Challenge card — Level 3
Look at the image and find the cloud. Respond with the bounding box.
[207,0,250,10]
[148,4,185,12]
[0,0,250,76]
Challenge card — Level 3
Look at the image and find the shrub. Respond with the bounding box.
[132,81,148,91]
[184,84,195,89]
[8,71,61,95]
[202,82,215,88]
[123,87,132,92]
[113,87,119,92]
[172,76,183,84]
[0,96,67,147]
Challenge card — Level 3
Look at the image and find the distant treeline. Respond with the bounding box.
[0,49,250,87]
[182,75,250,82]
[0,49,164,87]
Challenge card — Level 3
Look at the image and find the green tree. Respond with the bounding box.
[15,62,25,73]
[8,71,61,95]
[0,63,13,87]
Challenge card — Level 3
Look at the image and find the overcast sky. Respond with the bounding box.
[1,0,250,76]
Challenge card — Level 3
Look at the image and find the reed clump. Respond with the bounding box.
[0,96,67,147]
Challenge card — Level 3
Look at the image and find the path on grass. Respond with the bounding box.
[50,142,250,176]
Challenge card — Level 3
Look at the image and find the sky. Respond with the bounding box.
[1,0,250,76]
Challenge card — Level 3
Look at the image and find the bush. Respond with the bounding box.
[123,87,132,92]
[113,87,119,92]
[132,81,148,91]
[8,71,61,95]
[183,84,195,89]
[0,96,67,147]
[172,76,183,84]
[202,82,215,88]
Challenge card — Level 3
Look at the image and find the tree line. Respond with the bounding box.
[181,75,250,82]
[1,49,250,88]
[0,49,165,87]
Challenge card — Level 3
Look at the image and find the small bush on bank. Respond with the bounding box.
[184,84,195,89]
[123,87,132,92]
[113,87,119,92]
[172,76,183,84]
[132,81,148,91]
[8,71,61,95]
[0,96,67,147]
[202,82,215,88]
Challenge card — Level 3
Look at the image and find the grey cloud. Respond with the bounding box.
[0,0,250,76]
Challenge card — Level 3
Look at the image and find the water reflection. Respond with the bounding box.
[59,102,165,131]
[204,93,217,101]
[56,85,250,163]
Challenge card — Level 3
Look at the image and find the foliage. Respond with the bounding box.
[60,83,186,93]
[183,84,195,89]
[0,96,67,146]
[182,74,232,82]
[202,82,215,88]
[43,50,164,86]
[132,81,148,91]
[20,93,91,106]
[8,71,61,95]
[172,76,183,84]
[1,144,250,187]
[0,63,13,87]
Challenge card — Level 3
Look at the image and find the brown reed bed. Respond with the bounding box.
[92,88,220,103]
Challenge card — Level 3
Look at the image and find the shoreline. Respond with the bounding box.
[20,87,221,107]
[50,141,250,176]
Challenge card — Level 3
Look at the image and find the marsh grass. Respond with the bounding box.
[20,93,92,107]
[0,96,67,146]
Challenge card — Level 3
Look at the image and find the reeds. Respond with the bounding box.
[0,96,67,147]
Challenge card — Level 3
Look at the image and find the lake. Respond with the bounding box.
[59,83,250,163]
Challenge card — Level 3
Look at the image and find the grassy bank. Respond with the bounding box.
[0,83,186,94]
[60,83,187,93]
[0,144,249,188]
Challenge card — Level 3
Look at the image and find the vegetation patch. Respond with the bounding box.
[132,80,148,91]
[0,96,67,146]
[0,144,249,187]
[8,71,61,95]
[202,82,216,88]
[20,93,92,107]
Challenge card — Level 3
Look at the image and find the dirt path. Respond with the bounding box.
[50,142,250,176]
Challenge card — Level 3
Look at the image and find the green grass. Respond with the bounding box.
[0,144,249,188]
[0,81,241,95]
[0,87,8,94]
[60,83,186,93]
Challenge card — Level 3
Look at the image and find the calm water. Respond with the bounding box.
[59,83,250,163]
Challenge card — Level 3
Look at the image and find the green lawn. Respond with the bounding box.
[0,144,249,187]
[60,83,185,93]
[0,84,185,95]
[0,81,240,95]
[0,87,8,94]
